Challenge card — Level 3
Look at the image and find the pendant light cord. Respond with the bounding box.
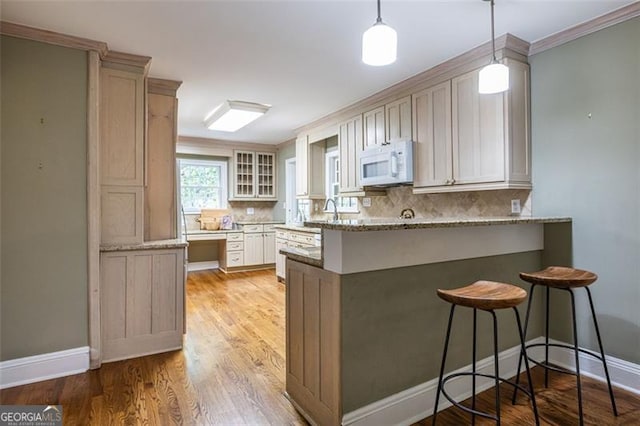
[490,0,497,62]
[376,0,382,23]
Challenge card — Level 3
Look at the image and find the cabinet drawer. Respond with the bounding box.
[289,232,316,245]
[242,224,263,233]
[276,230,289,240]
[227,241,244,251]
[263,224,277,232]
[227,251,244,267]
[227,232,243,241]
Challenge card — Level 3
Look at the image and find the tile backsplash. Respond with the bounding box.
[309,187,532,220]
[183,201,278,231]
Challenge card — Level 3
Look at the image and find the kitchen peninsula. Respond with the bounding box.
[282,216,571,426]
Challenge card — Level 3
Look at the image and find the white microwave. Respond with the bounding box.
[359,140,414,187]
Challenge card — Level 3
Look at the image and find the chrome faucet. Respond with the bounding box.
[400,208,415,219]
[324,198,339,221]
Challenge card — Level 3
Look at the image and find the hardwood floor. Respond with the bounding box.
[1,268,638,425]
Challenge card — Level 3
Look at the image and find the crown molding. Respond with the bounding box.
[529,2,640,56]
[148,78,183,96]
[0,21,108,56]
[177,136,278,157]
[295,33,530,135]
[102,50,151,74]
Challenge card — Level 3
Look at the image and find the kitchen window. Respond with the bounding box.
[179,158,228,213]
[325,151,358,213]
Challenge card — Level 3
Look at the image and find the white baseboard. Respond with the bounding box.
[545,337,640,396]
[341,337,640,426]
[0,346,90,389]
[187,261,219,272]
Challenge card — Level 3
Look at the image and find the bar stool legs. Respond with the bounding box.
[432,304,539,425]
[513,283,618,426]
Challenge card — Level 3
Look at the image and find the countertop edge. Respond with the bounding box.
[100,238,188,252]
[303,216,572,232]
[273,224,322,234]
[279,247,323,268]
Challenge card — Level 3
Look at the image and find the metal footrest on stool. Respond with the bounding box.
[441,372,536,422]
[524,342,608,376]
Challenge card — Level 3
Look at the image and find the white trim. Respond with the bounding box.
[187,261,220,272]
[341,337,639,426]
[0,347,90,389]
[545,337,640,396]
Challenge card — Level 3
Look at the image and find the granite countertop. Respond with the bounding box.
[279,246,323,268]
[186,229,242,234]
[235,220,286,225]
[304,216,572,232]
[274,224,322,234]
[101,238,188,252]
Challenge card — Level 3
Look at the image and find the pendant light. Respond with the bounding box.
[478,0,509,94]
[362,0,397,66]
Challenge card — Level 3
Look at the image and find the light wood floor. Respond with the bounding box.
[1,269,638,425]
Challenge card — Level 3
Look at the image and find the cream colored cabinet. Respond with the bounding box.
[338,115,364,195]
[286,260,341,426]
[100,64,147,245]
[232,151,277,200]
[263,232,276,264]
[101,247,185,362]
[295,135,325,199]
[413,59,531,193]
[385,95,412,143]
[275,228,321,281]
[275,235,288,280]
[412,81,453,188]
[145,78,181,241]
[241,224,276,267]
[244,232,265,266]
[219,232,245,271]
[363,106,385,148]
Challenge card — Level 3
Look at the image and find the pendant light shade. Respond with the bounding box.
[478,0,509,94]
[362,0,397,66]
[479,62,509,94]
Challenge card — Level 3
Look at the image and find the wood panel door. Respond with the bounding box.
[412,81,453,188]
[295,136,308,197]
[263,232,276,264]
[243,233,264,266]
[385,96,412,143]
[286,259,341,426]
[338,115,363,194]
[101,248,184,362]
[452,69,505,185]
[100,67,144,186]
[101,185,144,244]
[363,106,385,148]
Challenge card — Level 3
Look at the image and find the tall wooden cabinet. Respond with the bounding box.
[385,95,412,143]
[146,78,182,240]
[363,107,385,148]
[100,59,146,244]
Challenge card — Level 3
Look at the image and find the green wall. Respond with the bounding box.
[1,36,88,360]
[530,17,640,363]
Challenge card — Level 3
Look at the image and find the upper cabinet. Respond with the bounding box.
[385,96,412,143]
[232,150,277,200]
[100,53,149,244]
[100,67,145,186]
[413,58,531,193]
[363,106,385,148]
[412,81,453,188]
[146,78,182,241]
[338,115,363,195]
[296,135,325,199]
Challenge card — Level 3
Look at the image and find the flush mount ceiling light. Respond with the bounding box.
[204,100,271,132]
[362,0,397,66]
[478,0,509,94]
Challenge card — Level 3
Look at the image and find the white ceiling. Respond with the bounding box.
[1,0,635,145]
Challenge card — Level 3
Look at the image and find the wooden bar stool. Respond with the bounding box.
[432,281,539,425]
[512,266,618,426]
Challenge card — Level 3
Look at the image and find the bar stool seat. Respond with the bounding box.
[437,280,527,310]
[513,266,618,426]
[519,266,597,288]
[432,280,539,425]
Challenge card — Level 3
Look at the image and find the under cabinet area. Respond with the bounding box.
[100,245,186,362]
[275,227,322,281]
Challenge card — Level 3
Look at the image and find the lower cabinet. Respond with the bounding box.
[286,259,341,425]
[275,228,321,281]
[100,247,185,362]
